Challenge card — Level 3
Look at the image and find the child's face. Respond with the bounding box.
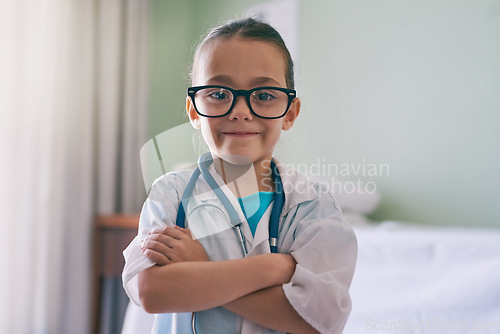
[187,37,300,165]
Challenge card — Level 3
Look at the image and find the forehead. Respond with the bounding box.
[194,37,288,88]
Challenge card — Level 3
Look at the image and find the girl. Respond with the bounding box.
[122,18,357,334]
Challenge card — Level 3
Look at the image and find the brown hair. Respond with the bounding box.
[190,17,295,89]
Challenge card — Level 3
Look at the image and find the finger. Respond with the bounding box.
[143,249,170,266]
[164,252,183,263]
[146,233,178,248]
[149,226,174,235]
[174,226,193,238]
[143,237,188,262]
[162,226,190,240]
[143,242,184,264]
[142,239,173,257]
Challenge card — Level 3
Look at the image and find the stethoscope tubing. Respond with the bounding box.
[176,152,283,256]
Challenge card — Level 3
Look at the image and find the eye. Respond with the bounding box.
[252,90,276,101]
[207,89,231,101]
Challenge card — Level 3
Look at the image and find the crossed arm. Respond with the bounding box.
[138,226,319,334]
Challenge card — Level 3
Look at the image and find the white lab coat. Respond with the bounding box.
[122,158,357,334]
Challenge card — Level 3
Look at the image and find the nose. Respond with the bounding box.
[228,96,253,121]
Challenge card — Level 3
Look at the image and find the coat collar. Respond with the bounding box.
[192,157,319,215]
[273,158,319,213]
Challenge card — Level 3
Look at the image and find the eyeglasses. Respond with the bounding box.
[187,85,297,119]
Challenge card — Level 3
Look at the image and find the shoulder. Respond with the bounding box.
[147,168,195,202]
[275,159,342,216]
[276,160,356,242]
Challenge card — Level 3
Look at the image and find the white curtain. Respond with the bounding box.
[0,0,149,333]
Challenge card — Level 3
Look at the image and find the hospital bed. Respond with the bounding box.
[344,221,500,334]
[335,185,500,334]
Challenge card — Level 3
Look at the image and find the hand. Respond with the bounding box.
[141,226,209,265]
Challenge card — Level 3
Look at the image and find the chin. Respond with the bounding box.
[216,153,254,166]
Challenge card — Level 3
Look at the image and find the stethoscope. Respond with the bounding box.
[175,152,284,255]
[175,152,285,333]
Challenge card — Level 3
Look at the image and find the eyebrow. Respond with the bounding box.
[251,76,282,86]
[206,75,233,85]
[206,75,283,87]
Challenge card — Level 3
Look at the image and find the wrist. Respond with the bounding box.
[281,254,296,283]
[263,253,296,285]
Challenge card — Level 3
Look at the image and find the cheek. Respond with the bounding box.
[200,119,219,145]
[264,122,284,144]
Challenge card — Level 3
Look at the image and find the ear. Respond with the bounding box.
[282,98,301,131]
[186,96,201,129]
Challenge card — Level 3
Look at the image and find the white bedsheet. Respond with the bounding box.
[344,221,500,334]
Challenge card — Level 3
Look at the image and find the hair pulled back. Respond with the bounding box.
[190,17,295,89]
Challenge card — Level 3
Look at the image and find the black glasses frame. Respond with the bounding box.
[187,85,297,119]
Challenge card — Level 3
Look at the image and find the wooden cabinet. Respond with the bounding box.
[92,214,140,334]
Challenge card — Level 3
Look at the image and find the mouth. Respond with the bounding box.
[222,131,260,137]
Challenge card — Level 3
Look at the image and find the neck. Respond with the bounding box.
[213,155,275,198]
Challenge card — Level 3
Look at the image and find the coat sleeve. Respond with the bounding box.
[122,172,185,306]
[282,193,358,334]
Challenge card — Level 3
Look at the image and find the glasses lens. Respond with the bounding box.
[194,87,233,117]
[250,89,289,118]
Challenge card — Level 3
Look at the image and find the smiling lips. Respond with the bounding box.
[222,131,260,137]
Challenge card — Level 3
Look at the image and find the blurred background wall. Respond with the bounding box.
[148,0,500,228]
